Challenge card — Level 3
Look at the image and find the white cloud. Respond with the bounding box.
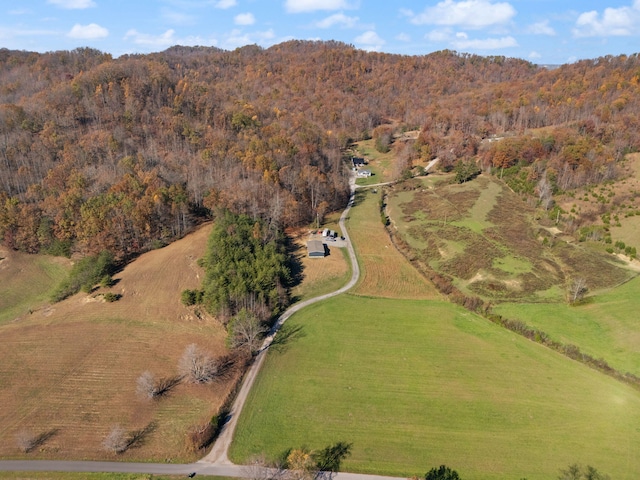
[0,27,57,40]
[526,20,555,36]
[222,28,276,49]
[572,2,640,37]
[528,51,541,59]
[451,34,518,50]
[214,0,237,8]
[47,0,96,9]
[354,30,385,51]
[404,0,515,28]
[124,29,208,48]
[285,0,352,13]
[426,28,453,42]
[396,32,410,42]
[314,13,359,29]
[125,29,178,47]
[162,9,197,26]
[235,13,256,25]
[67,23,108,39]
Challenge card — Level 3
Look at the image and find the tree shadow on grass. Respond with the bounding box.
[270,323,305,353]
[155,375,183,398]
[125,421,157,451]
[16,428,59,453]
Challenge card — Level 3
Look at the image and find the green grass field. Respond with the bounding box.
[493,275,640,377]
[0,252,70,325]
[229,295,640,480]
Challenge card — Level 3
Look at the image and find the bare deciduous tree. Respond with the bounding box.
[14,428,58,453]
[178,343,218,384]
[15,429,37,453]
[537,171,554,210]
[569,277,588,304]
[136,370,158,399]
[227,309,268,354]
[244,453,288,480]
[102,425,129,454]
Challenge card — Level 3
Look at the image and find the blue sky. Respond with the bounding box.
[2,0,640,64]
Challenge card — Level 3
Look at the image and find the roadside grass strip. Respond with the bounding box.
[229,295,640,480]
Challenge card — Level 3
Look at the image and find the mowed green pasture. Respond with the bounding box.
[0,250,70,325]
[494,275,640,377]
[229,295,640,480]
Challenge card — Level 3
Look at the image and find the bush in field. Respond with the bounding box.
[51,250,116,302]
[425,465,461,480]
[181,288,203,306]
[103,292,119,302]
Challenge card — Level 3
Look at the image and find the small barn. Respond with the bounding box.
[307,240,326,258]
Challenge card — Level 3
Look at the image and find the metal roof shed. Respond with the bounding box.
[306,240,326,257]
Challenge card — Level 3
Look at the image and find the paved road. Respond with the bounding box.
[0,176,402,480]
[0,459,402,480]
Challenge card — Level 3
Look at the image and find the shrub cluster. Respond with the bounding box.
[50,250,116,302]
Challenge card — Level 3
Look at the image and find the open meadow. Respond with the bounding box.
[229,295,640,480]
[493,275,640,377]
[0,225,242,462]
[0,248,70,325]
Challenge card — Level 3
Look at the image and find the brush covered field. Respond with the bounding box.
[386,173,635,303]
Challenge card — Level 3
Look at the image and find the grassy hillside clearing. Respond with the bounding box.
[0,224,244,461]
[346,188,439,300]
[385,173,635,303]
[229,295,640,480]
[0,248,70,325]
[350,139,396,185]
[493,275,640,377]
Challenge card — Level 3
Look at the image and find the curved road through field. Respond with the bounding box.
[201,177,360,466]
[0,176,403,480]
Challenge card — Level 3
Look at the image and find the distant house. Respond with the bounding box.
[307,240,326,258]
[356,169,372,178]
[352,157,366,168]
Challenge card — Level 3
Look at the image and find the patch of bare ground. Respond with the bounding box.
[0,224,244,461]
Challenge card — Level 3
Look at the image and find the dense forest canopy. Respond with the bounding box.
[1,41,640,259]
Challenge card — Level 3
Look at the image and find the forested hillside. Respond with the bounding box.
[2,41,640,259]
